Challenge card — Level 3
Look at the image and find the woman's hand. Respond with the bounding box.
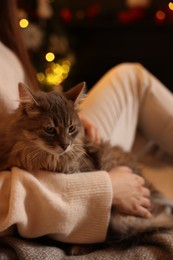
[108,166,152,218]
[78,112,100,143]
[78,114,151,218]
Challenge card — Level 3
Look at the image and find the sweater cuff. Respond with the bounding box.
[55,171,113,243]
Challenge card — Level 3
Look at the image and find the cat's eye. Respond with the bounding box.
[68,125,76,134]
[44,126,56,135]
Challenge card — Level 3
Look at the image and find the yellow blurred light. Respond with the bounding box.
[45,52,55,62]
[156,10,166,20]
[54,64,61,73]
[62,64,70,73]
[62,60,71,66]
[169,2,173,10]
[46,74,63,85]
[46,74,54,84]
[19,18,29,28]
[43,60,71,86]
[37,72,45,82]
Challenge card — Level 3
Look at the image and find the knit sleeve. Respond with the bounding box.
[0,167,112,244]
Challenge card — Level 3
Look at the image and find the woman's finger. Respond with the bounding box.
[140,197,151,209]
[142,187,151,198]
[137,206,152,218]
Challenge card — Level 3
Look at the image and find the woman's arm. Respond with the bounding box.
[0,167,112,244]
[0,166,151,243]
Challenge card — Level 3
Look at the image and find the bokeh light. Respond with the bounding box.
[19,18,29,28]
[45,52,55,62]
[155,10,166,21]
[168,2,173,11]
[37,60,71,86]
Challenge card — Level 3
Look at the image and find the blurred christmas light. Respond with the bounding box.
[45,52,55,62]
[87,4,101,18]
[37,72,45,83]
[168,2,173,11]
[126,0,150,8]
[60,8,73,22]
[19,18,29,28]
[156,10,166,21]
[37,60,71,86]
[118,7,145,23]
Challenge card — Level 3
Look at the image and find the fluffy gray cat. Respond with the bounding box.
[0,82,173,255]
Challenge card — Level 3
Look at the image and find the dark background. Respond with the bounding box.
[65,22,173,91]
[18,0,173,92]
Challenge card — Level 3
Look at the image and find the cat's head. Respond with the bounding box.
[17,82,86,156]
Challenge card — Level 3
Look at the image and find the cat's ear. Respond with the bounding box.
[18,82,39,107]
[64,82,86,105]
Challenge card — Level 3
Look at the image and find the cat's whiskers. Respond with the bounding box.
[66,144,92,169]
[28,148,44,162]
[32,139,63,158]
[24,146,44,163]
[9,142,44,170]
[75,145,87,156]
[25,146,60,172]
[68,147,92,171]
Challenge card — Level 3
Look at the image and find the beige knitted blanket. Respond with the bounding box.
[0,231,173,260]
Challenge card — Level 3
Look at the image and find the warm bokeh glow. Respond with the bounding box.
[37,60,71,86]
[37,72,45,83]
[19,18,29,28]
[45,52,55,62]
[155,10,166,21]
[168,2,173,11]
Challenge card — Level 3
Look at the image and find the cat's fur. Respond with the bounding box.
[0,82,173,255]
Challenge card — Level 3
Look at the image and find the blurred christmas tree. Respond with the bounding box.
[18,0,75,91]
[18,0,173,91]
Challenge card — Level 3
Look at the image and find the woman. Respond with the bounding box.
[1,0,173,244]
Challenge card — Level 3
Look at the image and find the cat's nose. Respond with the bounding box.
[61,143,69,150]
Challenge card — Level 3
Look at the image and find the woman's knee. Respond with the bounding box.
[109,62,145,78]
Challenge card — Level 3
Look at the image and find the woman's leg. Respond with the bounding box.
[80,63,173,154]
